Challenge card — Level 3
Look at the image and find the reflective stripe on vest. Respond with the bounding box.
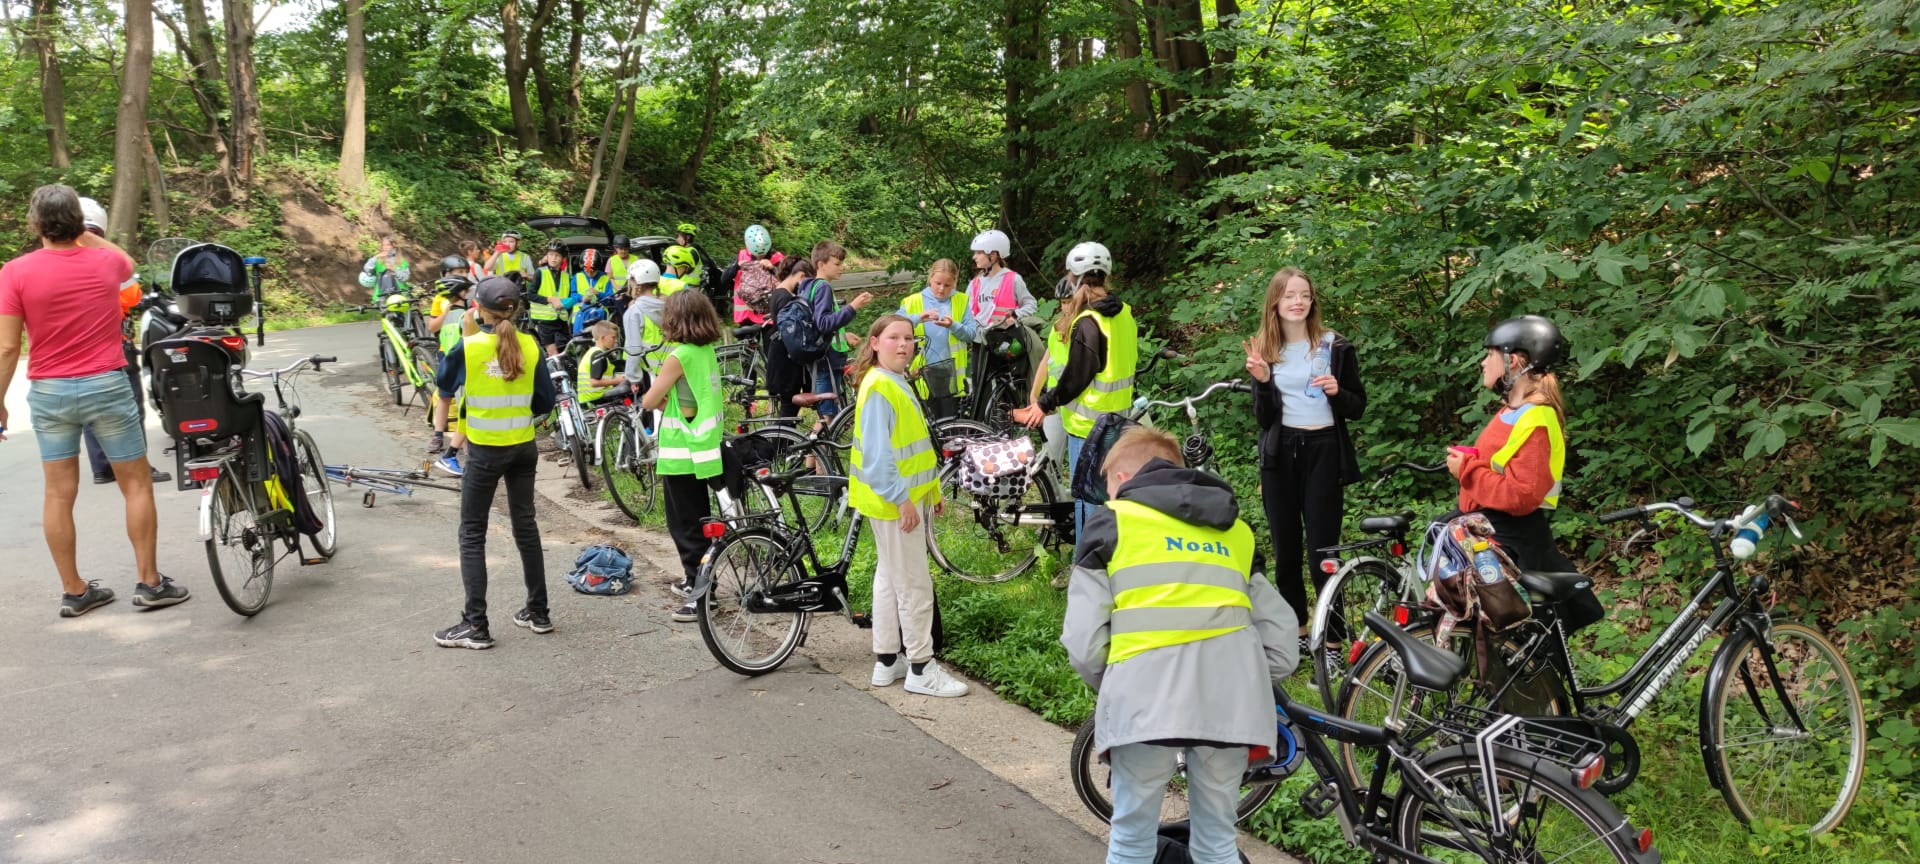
[656,343,723,478]
[577,346,609,403]
[462,332,539,445]
[848,369,941,520]
[530,269,568,320]
[901,291,970,396]
[1051,303,1138,437]
[1488,404,1566,509]
[1104,499,1256,665]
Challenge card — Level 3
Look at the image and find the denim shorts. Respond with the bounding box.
[27,370,148,463]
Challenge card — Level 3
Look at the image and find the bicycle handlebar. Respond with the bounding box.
[240,354,334,379]
[1598,494,1804,540]
[1129,379,1247,414]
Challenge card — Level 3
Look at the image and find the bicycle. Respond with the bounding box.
[593,359,661,522]
[542,335,597,488]
[176,355,341,616]
[325,464,462,508]
[1338,494,1865,835]
[1068,611,1661,863]
[350,291,438,418]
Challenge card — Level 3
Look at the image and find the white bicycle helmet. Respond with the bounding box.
[628,258,663,286]
[79,197,109,232]
[1065,241,1112,277]
[744,224,772,256]
[970,230,1011,259]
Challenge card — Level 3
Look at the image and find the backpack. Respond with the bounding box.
[776,278,829,363]
[261,411,325,539]
[565,544,634,595]
[1422,513,1531,632]
[1073,412,1141,505]
[735,260,779,313]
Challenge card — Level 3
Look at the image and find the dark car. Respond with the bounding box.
[524,215,727,319]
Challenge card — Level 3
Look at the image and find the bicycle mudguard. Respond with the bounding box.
[1696,615,1771,793]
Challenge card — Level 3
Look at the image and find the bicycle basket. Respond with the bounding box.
[1072,413,1141,505]
[915,359,961,402]
[953,434,1035,500]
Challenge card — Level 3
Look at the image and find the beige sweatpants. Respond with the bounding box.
[870,513,936,663]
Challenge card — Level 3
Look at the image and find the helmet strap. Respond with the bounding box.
[1495,352,1537,405]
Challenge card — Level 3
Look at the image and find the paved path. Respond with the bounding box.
[0,322,1109,864]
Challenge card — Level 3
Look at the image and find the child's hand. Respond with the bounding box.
[899,500,920,533]
[1445,448,1467,477]
[845,333,864,349]
[1310,374,1338,396]
[935,316,953,328]
[918,312,939,323]
[850,292,875,310]
[1243,338,1270,383]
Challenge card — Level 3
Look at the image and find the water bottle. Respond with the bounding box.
[1472,540,1503,585]
[1730,512,1770,559]
[1306,342,1331,399]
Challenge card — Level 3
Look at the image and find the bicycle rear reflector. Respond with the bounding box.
[701,522,726,539]
[1573,755,1605,789]
[1319,559,1339,574]
[189,466,221,482]
[179,419,216,433]
[1636,829,1654,853]
[1388,541,1405,556]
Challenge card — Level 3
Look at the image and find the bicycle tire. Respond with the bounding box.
[928,458,1061,583]
[408,342,441,427]
[1707,621,1864,835]
[733,426,845,535]
[378,338,403,405]
[598,411,657,522]
[569,405,594,487]
[696,530,807,676]
[293,430,338,558]
[206,473,275,616]
[1313,558,1413,710]
[1393,744,1655,864]
[1068,717,1278,826]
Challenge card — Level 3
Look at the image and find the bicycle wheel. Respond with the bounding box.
[929,458,1061,583]
[1314,558,1413,710]
[1394,744,1653,864]
[1707,621,1864,835]
[1068,717,1278,825]
[409,342,441,424]
[293,430,337,558]
[696,530,806,676]
[205,473,275,615]
[570,404,595,488]
[378,338,403,405]
[734,426,844,534]
[599,411,657,521]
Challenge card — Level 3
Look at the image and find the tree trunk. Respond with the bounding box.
[109,0,154,246]
[1210,0,1239,83]
[999,0,1043,243]
[597,81,639,219]
[339,0,366,190]
[29,0,71,169]
[223,0,263,197]
[142,126,169,233]
[183,0,223,89]
[581,4,650,214]
[565,0,585,157]
[159,9,236,199]
[502,0,540,150]
[677,57,723,199]
[529,0,562,151]
[1110,0,1153,139]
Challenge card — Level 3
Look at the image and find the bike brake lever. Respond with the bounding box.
[1784,515,1804,541]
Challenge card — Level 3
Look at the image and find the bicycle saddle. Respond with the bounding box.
[1519,570,1593,603]
[733,324,765,339]
[751,467,847,496]
[599,381,634,401]
[791,392,836,407]
[1357,511,1415,536]
[1363,611,1468,692]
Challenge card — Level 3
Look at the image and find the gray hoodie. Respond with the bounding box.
[1061,458,1300,754]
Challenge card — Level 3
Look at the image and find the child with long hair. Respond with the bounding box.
[897,258,977,420]
[641,290,729,622]
[1243,267,1367,655]
[1447,315,1576,572]
[850,314,968,697]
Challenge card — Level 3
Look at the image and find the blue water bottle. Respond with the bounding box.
[1306,341,1331,399]
[1471,541,1503,585]
[1730,512,1770,559]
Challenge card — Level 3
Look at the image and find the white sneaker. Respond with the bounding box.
[871,658,907,687]
[904,661,969,698]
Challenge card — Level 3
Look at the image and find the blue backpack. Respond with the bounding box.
[566,544,633,595]
[775,278,830,363]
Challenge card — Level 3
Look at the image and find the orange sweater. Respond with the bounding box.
[1457,404,1559,516]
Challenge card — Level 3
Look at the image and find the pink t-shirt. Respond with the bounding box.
[0,245,135,380]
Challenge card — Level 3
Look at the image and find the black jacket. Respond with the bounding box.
[1251,336,1366,485]
[1038,294,1125,413]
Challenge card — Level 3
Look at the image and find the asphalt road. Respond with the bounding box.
[0,321,1104,864]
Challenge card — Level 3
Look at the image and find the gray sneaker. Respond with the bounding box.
[60,581,116,618]
[132,576,191,610]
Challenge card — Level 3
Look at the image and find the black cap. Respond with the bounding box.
[473,276,521,312]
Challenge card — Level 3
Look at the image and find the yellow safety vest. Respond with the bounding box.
[530,268,570,321]
[577,345,611,403]
[848,368,941,520]
[608,255,630,285]
[900,291,970,398]
[659,275,689,297]
[657,344,723,479]
[495,251,533,277]
[573,272,610,300]
[1046,303,1138,437]
[1104,499,1257,665]
[1489,404,1566,509]
[462,331,540,446]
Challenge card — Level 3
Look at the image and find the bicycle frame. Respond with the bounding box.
[379,310,430,389]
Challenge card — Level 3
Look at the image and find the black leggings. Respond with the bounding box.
[662,472,726,581]
[457,440,546,629]
[1261,427,1344,637]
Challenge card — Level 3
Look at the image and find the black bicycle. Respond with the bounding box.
[1069,612,1662,863]
[1337,494,1865,835]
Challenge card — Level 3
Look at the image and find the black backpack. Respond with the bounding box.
[776,278,830,363]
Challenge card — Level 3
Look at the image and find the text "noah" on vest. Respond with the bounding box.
[1165,537,1231,557]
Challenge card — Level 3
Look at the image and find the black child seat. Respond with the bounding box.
[146,336,268,491]
[170,243,255,327]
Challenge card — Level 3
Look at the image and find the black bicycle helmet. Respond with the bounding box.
[546,239,566,253]
[440,254,468,274]
[1484,315,1567,370]
[612,234,629,249]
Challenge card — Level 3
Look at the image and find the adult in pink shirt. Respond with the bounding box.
[0,184,189,617]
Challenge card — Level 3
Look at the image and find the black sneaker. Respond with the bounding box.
[132,576,191,610]
[513,608,554,634]
[671,602,698,623]
[59,581,116,618]
[92,471,116,485]
[434,622,495,649]
[670,579,692,598]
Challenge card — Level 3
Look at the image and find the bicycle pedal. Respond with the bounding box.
[299,556,327,566]
[848,612,873,629]
[1299,781,1339,819]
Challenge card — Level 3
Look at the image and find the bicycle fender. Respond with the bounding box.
[691,526,786,602]
[1696,617,1765,793]
[197,484,215,542]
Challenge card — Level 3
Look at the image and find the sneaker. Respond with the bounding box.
[671,602,698,623]
[871,657,908,687]
[92,471,115,485]
[149,466,172,483]
[434,454,463,477]
[59,581,116,618]
[513,608,554,634]
[428,432,446,454]
[905,661,970,698]
[434,622,494,649]
[670,578,692,598]
[131,576,190,610]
